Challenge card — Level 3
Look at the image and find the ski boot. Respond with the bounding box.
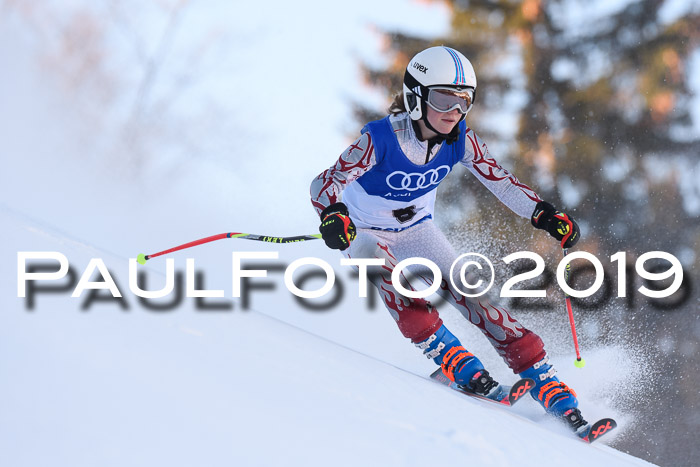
[520,356,587,434]
[417,324,503,400]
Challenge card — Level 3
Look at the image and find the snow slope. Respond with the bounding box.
[1,208,655,467]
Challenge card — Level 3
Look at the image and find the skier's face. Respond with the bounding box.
[425,105,461,134]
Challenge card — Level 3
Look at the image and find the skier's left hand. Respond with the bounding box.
[531,201,580,248]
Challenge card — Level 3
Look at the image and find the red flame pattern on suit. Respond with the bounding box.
[476,302,525,340]
[465,131,541,203]
[437,280,524,344]
[310,132,375,214]
[371,242,443,343]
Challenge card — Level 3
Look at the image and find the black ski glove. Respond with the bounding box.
[531,201,580,249]
[319,202,356,251]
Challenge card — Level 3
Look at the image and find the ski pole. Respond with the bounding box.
[563,248,585,368]
[554,211,585,368]
[136,232,322,265]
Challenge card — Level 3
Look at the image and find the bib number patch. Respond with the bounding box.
[393,205,418,224]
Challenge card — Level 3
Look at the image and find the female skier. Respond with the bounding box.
[310,46,585,431]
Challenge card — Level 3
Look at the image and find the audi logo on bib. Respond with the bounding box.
[386,165,451,192]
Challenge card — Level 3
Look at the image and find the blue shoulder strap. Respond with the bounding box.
[361,116,393,165]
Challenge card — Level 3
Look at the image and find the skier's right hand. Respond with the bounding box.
[319,202,356,251]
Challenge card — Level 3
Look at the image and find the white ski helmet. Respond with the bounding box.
[403,46,477,123]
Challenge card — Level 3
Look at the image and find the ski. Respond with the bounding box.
[578,417,617,444]
[431,368,617,443]
[430,369,534,407]
[559,407,617,443]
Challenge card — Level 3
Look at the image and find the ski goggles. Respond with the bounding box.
[426,87,474,114]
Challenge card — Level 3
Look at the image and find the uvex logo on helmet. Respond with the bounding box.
[386,166,451,192]
[412,62,428,73]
